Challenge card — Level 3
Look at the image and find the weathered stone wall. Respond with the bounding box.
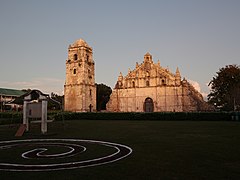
[107,52,207,112]
[107,86,185,112]
[64,39,96,112]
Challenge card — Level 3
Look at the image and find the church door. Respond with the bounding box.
[144,97,154,112]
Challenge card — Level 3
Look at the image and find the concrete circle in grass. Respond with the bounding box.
[0,139,132,171]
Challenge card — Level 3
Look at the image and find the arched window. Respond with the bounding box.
[90,89,92,96]
[73,69,76,74]
[74,54,78,60]
[89,104,93,112]
[132,81,135,88]
[146,80,150,87]
[162,79,165,85]
[86,55,89,62]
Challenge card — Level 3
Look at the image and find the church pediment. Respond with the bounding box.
[116,52,181,89]
[126,59,174,79]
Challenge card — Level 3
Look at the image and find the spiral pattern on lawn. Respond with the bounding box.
[0,139,132,171]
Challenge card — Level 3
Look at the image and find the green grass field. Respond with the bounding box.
[1,120,240,179]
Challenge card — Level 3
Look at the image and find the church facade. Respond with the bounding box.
[106,52,207,112]
[64,39,96,112]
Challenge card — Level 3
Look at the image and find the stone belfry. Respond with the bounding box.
[64,39,96,112]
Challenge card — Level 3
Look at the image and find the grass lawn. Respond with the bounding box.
[1,120,240,179]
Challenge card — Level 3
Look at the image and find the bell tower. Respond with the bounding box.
[64,39,96,112]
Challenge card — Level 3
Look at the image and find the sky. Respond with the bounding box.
[0,0,240,98]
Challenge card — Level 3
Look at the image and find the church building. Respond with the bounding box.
[64,39,208,112]
[64,39,96,112]
[106,52,207,112]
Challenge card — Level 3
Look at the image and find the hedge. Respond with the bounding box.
[0,111,239,125]
[0,111,58,125]
[54,112,237,121]
[0,112,22,125]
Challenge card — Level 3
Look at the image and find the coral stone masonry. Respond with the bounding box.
[64,39,208,112]
[106,52,207,112]
[64,39,96,112]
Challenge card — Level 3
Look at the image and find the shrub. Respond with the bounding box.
[0,112,22,125]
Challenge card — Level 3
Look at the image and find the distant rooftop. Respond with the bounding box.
[0,88,25,97]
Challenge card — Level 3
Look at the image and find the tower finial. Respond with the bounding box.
[176,67,180,76]
[175,67,181,86]
[136,62,139,68]
[157,60,160,67]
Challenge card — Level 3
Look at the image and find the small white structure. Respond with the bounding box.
[22,90,49,134]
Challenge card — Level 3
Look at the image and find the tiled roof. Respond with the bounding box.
[0,88,25,97]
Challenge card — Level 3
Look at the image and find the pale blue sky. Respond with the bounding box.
[0,0,239,97]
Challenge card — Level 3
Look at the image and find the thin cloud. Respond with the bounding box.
[0,78,64,95]
[188,79,201,92]
[188,79,208,100]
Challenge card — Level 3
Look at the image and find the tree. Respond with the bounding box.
[96,83,112,111]
[48,92,64,110]
[208,64,240,111]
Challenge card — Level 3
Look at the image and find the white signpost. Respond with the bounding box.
[22,90,48,134]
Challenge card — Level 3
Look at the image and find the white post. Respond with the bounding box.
[23,101,29,131]
[41,100,48,134]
